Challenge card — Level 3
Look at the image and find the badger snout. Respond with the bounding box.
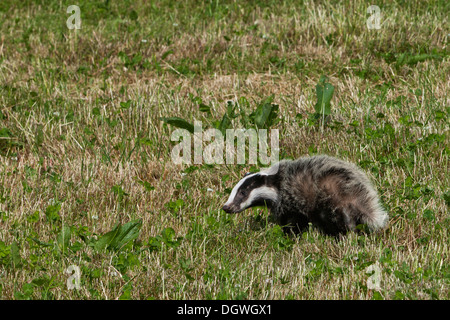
[222,203,241,213]
[222,204,233,213]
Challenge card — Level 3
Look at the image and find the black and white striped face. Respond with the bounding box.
[222,172,278,213]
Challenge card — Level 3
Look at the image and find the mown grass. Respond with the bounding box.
[0,0,448,300]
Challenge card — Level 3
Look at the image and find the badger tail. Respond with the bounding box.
[364,199,389,231]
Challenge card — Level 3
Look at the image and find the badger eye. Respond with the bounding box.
[239,190,246,196]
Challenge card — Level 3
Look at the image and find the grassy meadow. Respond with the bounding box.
[0,0,448,300]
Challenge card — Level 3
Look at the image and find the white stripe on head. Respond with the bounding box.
[239,186,278,211]
[224,173,258,206]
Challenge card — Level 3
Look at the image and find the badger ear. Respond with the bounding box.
[260,162,280,176]
[265,171,280,188]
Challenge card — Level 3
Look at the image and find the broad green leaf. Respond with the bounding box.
[120,100,132,109]
[57,226,72,253]
[111,185,129,201]
[314,75,334,117]
[35,124,44,147]
[108,219,142,251]
[423,209,435,221]
[226,101,239,119]
[129,10,138,21]
[31,276,51,288]
[167,199,184,211]
[161,227,182,248]
[14,283,33,300]
[45,203,61,223]
[0,241,10,262]
[198,103,211,113]
[443,191,450,207]
[148,227,182,251]
[136,179,155,191]
[94,219,142,252]
[372,291,384,300]
[92,107,101,116]
[0,127,12,138]
[94,225,120,252]
[148,236,162,250]
[161,117,194,134]
[119,289,131,300]
[396,53,440,66]
[250,103,279,128]
[216,114,232,135]
[31,237,53,248]
[10,241,22,268]
[138,137,153,146]
[161,227,176,243]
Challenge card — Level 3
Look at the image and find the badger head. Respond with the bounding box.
[222,170,279,213]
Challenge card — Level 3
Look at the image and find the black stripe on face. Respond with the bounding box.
[236,174,266,201]
[223,173,266,213]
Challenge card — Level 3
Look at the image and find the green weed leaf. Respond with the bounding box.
[314,75,334,117]
[249,102,279,129]
[216,114,232,135]
[161,117,194,134]
[94,219,142,252]
[45,203,61,223]
[136,178,155,192]
[199,103,211,113]
[111,185,129,201]
[35,124,44,148]
[148,227,182,251]
[56,226,72,254]
[11,241,22,268]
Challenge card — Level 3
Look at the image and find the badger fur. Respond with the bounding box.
[222,155,388,236]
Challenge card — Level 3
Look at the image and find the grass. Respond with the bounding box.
[0,0,449,300]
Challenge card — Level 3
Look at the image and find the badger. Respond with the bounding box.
[222,155,388,236]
